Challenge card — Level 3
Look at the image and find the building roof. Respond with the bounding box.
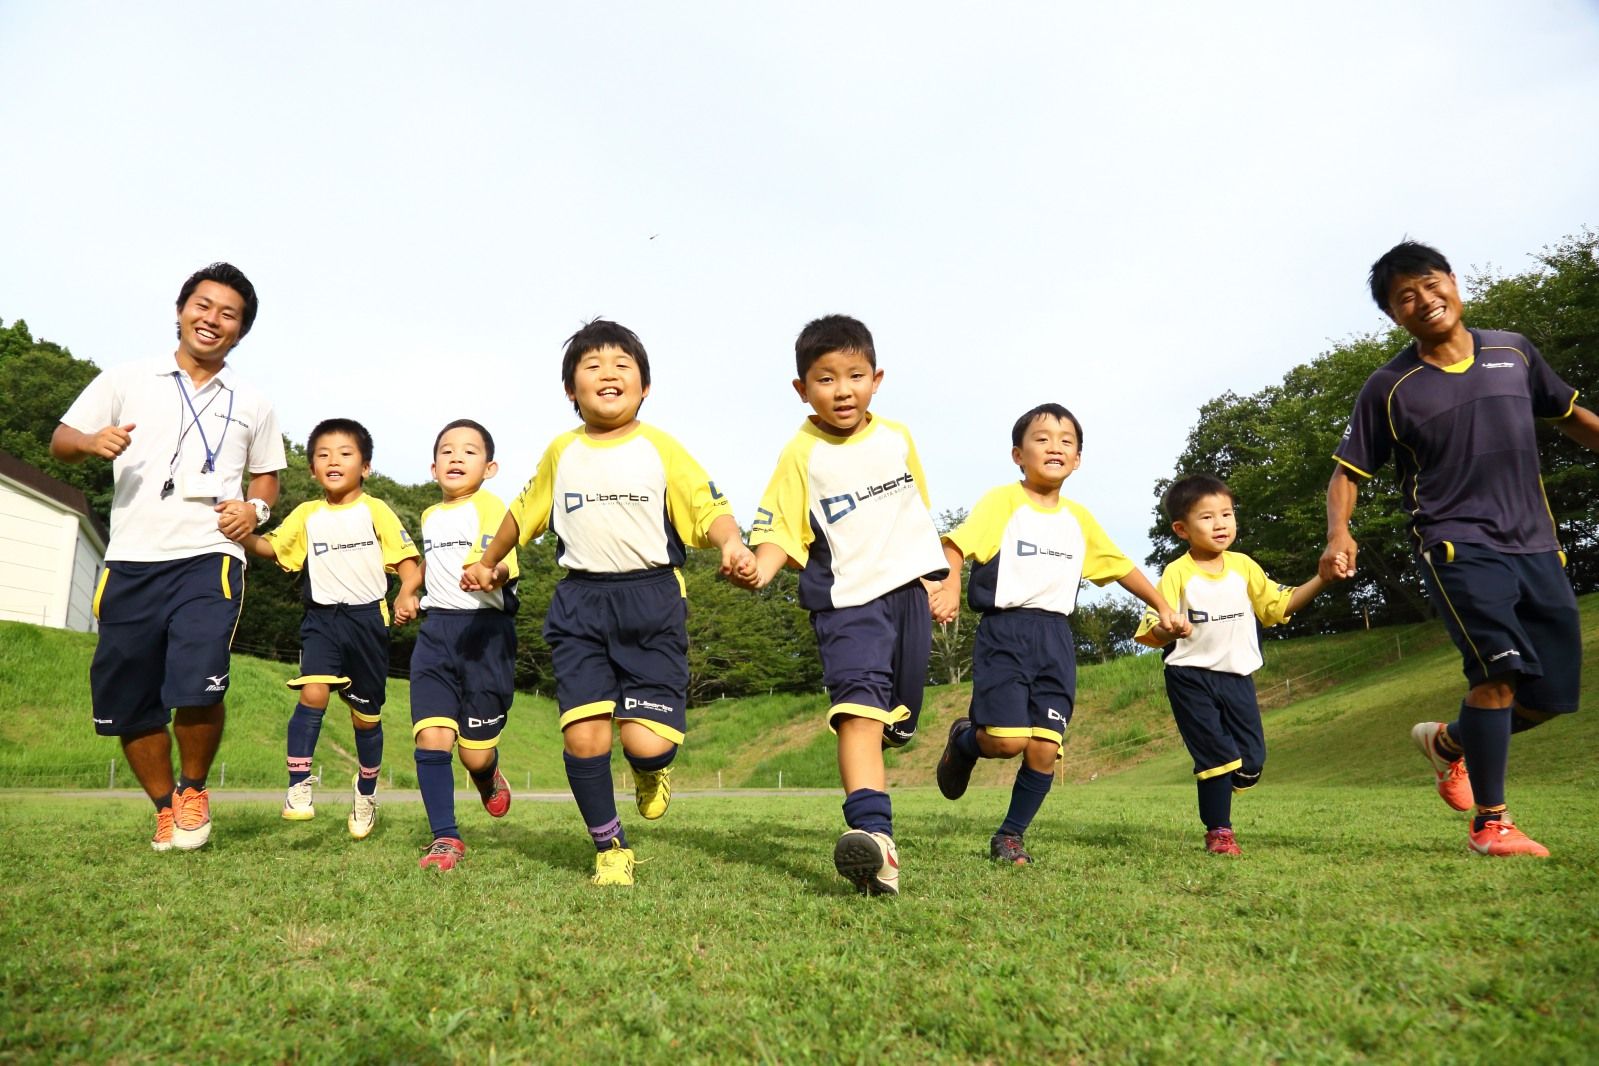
[0,449,110,549]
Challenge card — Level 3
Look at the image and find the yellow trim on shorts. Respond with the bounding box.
[559,700,616,731]
[220,556,232,599]
[412,716,458,738]
[1421,554,1487,678]
[458,734,501,751]
[92,568,109,619]
[673,567,687,598]
[825,702,909,733]
[379,599,391,626]
[288,674,352,689]
[984,726,1034,739]
[1439,540,1455,564]
[348,705,383,725]
[1032,727,1065,746]
[1196,758,1243,780]
[618,717,685,746]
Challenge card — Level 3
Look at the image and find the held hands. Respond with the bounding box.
[392,591,420,626]
[721,539,757,582]
[1319,535,1357,581]
[85,423,136,460]
[461,560,508,592]
[926,578,960,625]
[1156,606,1192,641]
[215,499,258,541]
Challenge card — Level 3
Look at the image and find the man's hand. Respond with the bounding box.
[215,499,258,541]
[87,423,136,460]
[1320,533,1358,580]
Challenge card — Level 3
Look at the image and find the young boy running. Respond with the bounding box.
[411,419,519,872]
[1136,474,1332,855]
[241,418,421,839]
[931,404,1187,864]
[738,314,948,896]
[466,320,754,886]
[1323,240,1598,857]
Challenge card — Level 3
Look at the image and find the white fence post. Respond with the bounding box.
[717,770,722,789]
[777,770,783,790]
[219,762,226,788]
[108,759,116,790]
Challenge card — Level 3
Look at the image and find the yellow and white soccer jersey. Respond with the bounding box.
[266,494,419,608]
[945,483,1136,615]
[507,423,731,573]
[420,491,521,613]
[1134,551,1296,675]
[749,414,946,611]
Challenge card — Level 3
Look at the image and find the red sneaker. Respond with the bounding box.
[1204,828,1241,855]
[151,807,175,852]
[171,787,212,850]
[1410,721,1473,811]
[1468,816,1549,857]
[420,836,466,871]
[480,768,511,818]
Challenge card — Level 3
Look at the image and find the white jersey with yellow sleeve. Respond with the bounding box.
[1134,551,1296,675]
[749,414,947,611]
[420,491,521,613]
[506,422,731,573]
[265,494,419,607]
[945,483,1136,616]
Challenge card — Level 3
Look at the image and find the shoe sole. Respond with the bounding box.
[172,825,211,850]
[151,840,173,853]
[1410,721,1473,811]
[281,809,315,821]
[833,832,897,896]
[348,813,377,840]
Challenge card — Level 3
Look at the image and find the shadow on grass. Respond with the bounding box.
[667,817,846,895]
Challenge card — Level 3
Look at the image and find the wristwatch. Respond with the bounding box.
[247,498,271,526]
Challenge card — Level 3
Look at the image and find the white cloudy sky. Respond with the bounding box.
[3,3,1596,577]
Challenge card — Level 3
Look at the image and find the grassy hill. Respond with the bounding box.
[3,592,1595,793]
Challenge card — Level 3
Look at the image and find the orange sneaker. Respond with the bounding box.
[1204,828,1241,855]
[151,806,175,852]
[1468,816,1549,858]
[171,786,212,850]
[1410,721,1473,811]
[480,767,512,819]
[420,837,466,871]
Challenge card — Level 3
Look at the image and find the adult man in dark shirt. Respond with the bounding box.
[1322,240,1599,857]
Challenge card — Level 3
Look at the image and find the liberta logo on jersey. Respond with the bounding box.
[1016,540,1074,560]
[564,490,653,513]
[313,538,375,555]
[820,471,916,525]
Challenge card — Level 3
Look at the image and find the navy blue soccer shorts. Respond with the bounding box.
[88,553,245,735]
[1164,665,1265,781]
[410,609,516,749]
[811,580,932,747]
[1417,542,1581,713]
[969,608,1076,749]
[543,568,688,745]
[288,602,390,721]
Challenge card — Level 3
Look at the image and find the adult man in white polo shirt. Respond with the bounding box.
[51,263,287,851]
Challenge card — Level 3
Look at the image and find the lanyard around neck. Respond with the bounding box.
[171,371,234,473]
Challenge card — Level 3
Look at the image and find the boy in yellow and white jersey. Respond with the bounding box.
[241,418,421,840]
[410,419,520,872]
[1134,473,1333,856]
[931,403,1186,866]
[740,314,948,896]
[465,320,754,886]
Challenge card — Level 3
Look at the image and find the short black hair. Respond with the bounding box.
[1011,403,1084,450]
[433,418,495,460]
[308,418,374,476]
[560,319,651,416]
[1368,241,1452,313]
[1163,473,1234,524]
[177,262,259,339]
[795,314,875,379]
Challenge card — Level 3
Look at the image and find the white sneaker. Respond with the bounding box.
[348,775,378,840]
[833,830,900,896]
[282,775,319,821]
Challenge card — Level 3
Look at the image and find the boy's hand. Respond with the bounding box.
[215,499,258,541]
[1159,607,1192,640]
[721,539,756,580]
[462,560,504,592]
[926,578,960,624]
[392,592,420,625]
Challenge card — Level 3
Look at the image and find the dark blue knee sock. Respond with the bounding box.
[953,722,982,761]
[415,747,457,840]
[998,765,1053,837]
[354,724,383,796]
[626,745,677,774]
[467,750,500,794]
[1197,774,1232,830]
[564,751,626,850]
[1458,702,1511,819]
[286,703,325,785]
[842,788,893,837]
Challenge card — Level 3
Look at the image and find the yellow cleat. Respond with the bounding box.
[591,839,637,886]
[281,776,318,821]
[634,765,673,820]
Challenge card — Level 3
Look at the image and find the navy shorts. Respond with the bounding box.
[89,553,245,735]
[289,602,390,721]
[811,580,932,746]
[411,609,516,749]
[969,609,1076,747]
[543,568,688,745]
[1164,665,1265,780]
[1417,543,1581,713]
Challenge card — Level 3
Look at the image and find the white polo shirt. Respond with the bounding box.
[60,356,286,563]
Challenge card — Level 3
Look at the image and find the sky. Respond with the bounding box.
[3,2,1597,584]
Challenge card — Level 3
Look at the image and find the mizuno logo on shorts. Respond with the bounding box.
[205,673,229,692]
[1487,648,1522,662]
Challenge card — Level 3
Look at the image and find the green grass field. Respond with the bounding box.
[3,597,1597,1062]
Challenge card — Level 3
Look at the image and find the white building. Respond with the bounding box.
[0,451,107,632]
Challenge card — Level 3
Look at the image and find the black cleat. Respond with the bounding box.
[989,832,1032,865]
[936,717,977,800]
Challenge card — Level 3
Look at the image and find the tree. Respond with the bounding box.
[1071,591,1145,664]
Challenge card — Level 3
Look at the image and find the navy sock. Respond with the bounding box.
[415,748,457,840]
[998,765,1053,837]
[154,791,173,811]
[1458,702,1511,812]
[178,774,206,792]
[1197,774,1232,830]
[953,722,982,761]
[1511,710,1546,735]
[1441,719,1462,753]
[626,746,677,774]
[564,751,626,851]
[468,750,500,794]
[842,788,893,837]
[354,724,383,796]
[286,703,325,785]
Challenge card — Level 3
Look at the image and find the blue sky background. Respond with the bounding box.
[3,3,1596,581]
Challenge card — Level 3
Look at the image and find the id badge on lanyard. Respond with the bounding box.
[165,373,234,501]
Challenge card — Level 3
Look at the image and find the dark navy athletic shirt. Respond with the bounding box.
[1333,328,1578,554]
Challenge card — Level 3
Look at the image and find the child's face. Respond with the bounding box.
[792,348,882,435]
[1173,492,1236,555]
[310,432,370,496]
[432,426,497,500]
[567,344,649,432]
[1011,415,1081,490]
